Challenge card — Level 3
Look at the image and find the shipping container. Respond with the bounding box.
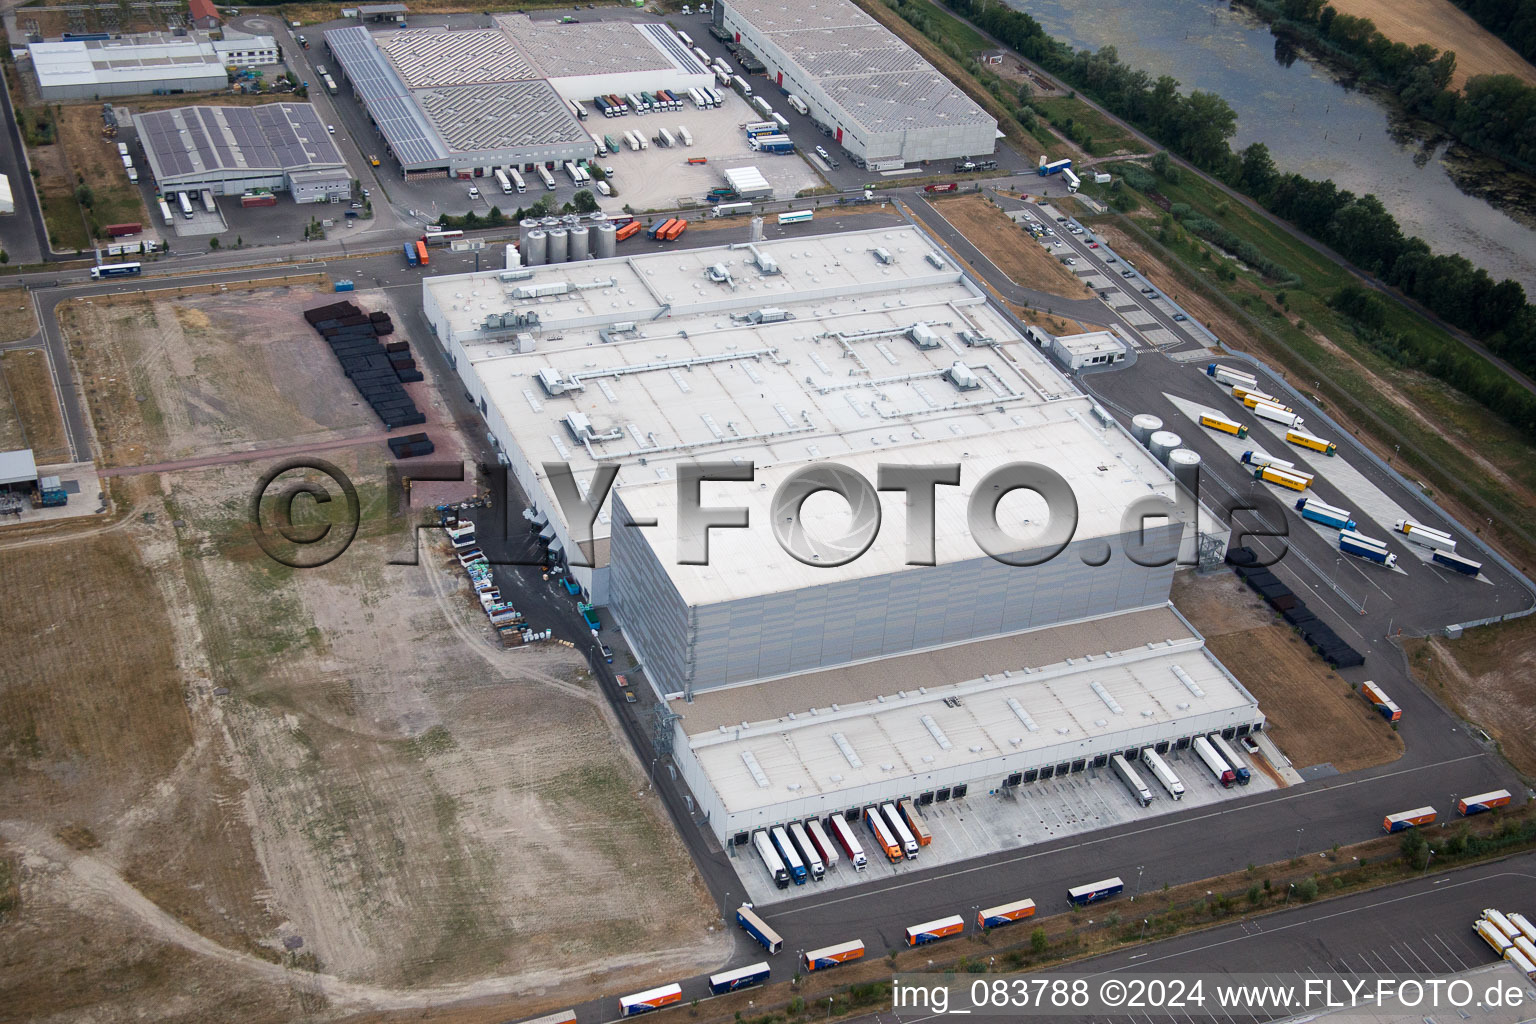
[620,984,682,1016]
[1067,877,1124,907]
[1359,680,1401,722]
[1111,753,1152,806]
[770,825,807,885]
[1459,790,1512,815]
[736,904,783,953]
[864,806,901,863]
[803,940,864,972]
[978,899,1036,929]
[828,812,867,869]
[752,829,789,889]
[403,242,419,265]
[905,915,964,946]
[805,817,840,870]
[788,821,825,881]
[1141,747,1185,799]
[881,802,918,858]
[159,198,174,225]
[616,221,642,242]
[1285,429,1337,456]
[1193,736,1237,787]
[1382,806,1436,833]
[1208,734,1251,785]
[709,962,769,995]
[897,800,932,846]
[415,240,430,266]
[1199,413,1248,438]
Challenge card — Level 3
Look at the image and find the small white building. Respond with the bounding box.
[213,32,281,69]
[1028,325,1126,370]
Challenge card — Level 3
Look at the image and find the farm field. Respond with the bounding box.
[1325,0,1536,88]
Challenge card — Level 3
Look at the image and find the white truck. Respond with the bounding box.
[786,94,809,115]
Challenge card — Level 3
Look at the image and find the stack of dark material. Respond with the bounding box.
[388,432,435,459]
[304,302,425,429]
[1226,546,1364,668]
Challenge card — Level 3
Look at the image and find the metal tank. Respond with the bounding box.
[546,228,568,263]
[522,230,547,266]
[1168,449,1202,491]
[593,222,617,260]
[1130,414,1163,446]
[569,224,590,260]
[1149,430,1182,466]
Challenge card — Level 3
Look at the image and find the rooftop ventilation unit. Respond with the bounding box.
[958,329,994,347]
[733,307,792,324]
[925,251,945,269]
[511,281,571,299]
[563,410,595,441]
[755,250,780,275]
[498,269,535,282]
[945,361,982,391]
[872,247,893,264]
[908,323,941,349]
[706,263,732,284]
[536,368,572,395]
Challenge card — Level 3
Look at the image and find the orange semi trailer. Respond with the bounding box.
[414,240,430,266]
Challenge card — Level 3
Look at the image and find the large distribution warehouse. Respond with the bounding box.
[133,103,350,200]
[714,0,998,169]
[324,17,712,176]
[422,223,1250,845]
[27,31,229,100]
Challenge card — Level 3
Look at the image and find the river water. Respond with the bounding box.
[1004,0,1536,294]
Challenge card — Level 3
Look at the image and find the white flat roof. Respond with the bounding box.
[430,226,1187,603]
[1055,330,1123,356]
[682,627,1255,816]
[29,34,226,88]
[0,448,37,486]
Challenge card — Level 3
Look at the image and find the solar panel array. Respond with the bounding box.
[635,23,712,76]
[374,28,536,87]
[135,102,346,182]
[413,80,587,153]
[324,25,443,166]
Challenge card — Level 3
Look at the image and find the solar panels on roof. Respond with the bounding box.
[325,25,444,166]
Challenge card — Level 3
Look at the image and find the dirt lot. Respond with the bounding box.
[1326,0,1536,88]
[0,289,37,343]
[0,287,727,1021]
[1406,618,1536,776]
[931,194,1095,300]
[58,283,396,467]
[58,104,152,241]
[1174,571,1403,772]
[0,348,70,463]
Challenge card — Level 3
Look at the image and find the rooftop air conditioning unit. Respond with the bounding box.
[945,361,982,391]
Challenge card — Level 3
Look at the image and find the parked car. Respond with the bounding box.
[599,642,614,663]
[1173,313,1188,321]
[1088,242,1100,248]
[1121,269,1134,277]
[327,124,336,134]
[468,186,480,199]
[1141,287,1155,293]
[624,690,637,703]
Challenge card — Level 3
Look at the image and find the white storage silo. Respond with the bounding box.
[593,222,617,259]
[1149,430,1182,466]
[546,228,568,263]
[1131,414,1163,446]
[522,230,547,266]
[569,224,590,260]
[1168,449,1202,491]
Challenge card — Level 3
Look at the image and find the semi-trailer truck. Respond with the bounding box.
[1251,401,1305,428]
[1111,753,1152,806]
[1199,413,1248,438]
[1458,790,1511,815]
[1207,363,1258,388]
[1038,156,1072,175]
[1141,747,1185,799]
[1340,530,1397,567]
[1295,498,1356,531]
[787,821,825,881]
[1208,734,1251,784]
[1394,519,1456,552]
[1241,451,1298,471]
[805,817,840,870]
[769,825,807,884]
[752,829,788,888]
[495,169,513,194]
[864,806,902,863]
[509,168,526,192]
[897,800,932,846]
[537,165,556,189]
[1193,736,1237,787]
[1360,680,1402,722]
[1254,466,1310,492]
[1286,428,1337,455]
[1383,806,1436,832]
[881,801,919,858]
[735,905,784,953]
[828,812,867,869]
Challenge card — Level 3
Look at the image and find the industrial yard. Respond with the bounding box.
[0,284,728,1020]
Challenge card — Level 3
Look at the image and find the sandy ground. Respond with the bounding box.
[0,289,38,344]
[1325,0,1536,89]
[0,349,70,464]
[931,194,1095,300]
[0,285,728,1021]
[1406,619,1536,776]
[1173,571,1403,772]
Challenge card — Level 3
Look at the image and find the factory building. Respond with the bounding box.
[212,31,281,69]
[323,18,711,177]
[715,0,997,170]
[27,31,230,100]
[133,103,349,199]
[676,608,1263,844]
[1025,325,1127,370]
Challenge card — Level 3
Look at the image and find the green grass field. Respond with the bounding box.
[1030,96,1143,156]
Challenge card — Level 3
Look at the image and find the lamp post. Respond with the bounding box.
[1422,848,1435,877]
[1135,864,1145,898]
[1293,828,1304,859]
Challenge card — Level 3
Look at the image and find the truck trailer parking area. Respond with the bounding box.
[730,741,1279,906]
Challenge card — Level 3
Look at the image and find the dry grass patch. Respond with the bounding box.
[0,289,37,344]
[1326,0,1536,88]
[1406,618,1536,776]
[932,194,1095,300]
[1,349,70,463]
[58,104,151,240]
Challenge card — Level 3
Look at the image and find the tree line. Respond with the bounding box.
[933,0,1536,435]
[1248,0,1536,170]
[1444,0,1536,64]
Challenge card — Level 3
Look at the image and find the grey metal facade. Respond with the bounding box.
[611,489,1182,698]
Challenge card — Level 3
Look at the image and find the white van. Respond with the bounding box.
[596,180,612,197]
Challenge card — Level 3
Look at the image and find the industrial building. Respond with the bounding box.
[677,607,1263,844]
[0,174,13,215]
[423,222,1245,845]
[1026,325,1127,370]
[212,31,281,69]
[27,31,230,100]
[714,0,997,170]
[323,18,711,176]
[133,103,350,200]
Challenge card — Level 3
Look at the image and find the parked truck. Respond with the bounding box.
[1360,680,1402,722]
[1285,428,1337,456]
[751,831,789,889]
[1340,530,1397,567]
[1199,413,1249,438]
[828,812,867,869]
[1394,519,1456,552]
[1193,736,1237,787]
[403,242,419,266]
[1459,790,1512,815]
[1254,465,1310,492]
[1110,753,1152,806]
[924,182,959,193]
[1295,497,1356,531]
[787,821,825,881]
[1208,734,1251,785]
[1251,401,1305,428]
[1140,746,1184,799]
[1038,155,1072,175]
[1207,363,1259,388]
[736,905,783,953]
[1383,806,1436,833]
